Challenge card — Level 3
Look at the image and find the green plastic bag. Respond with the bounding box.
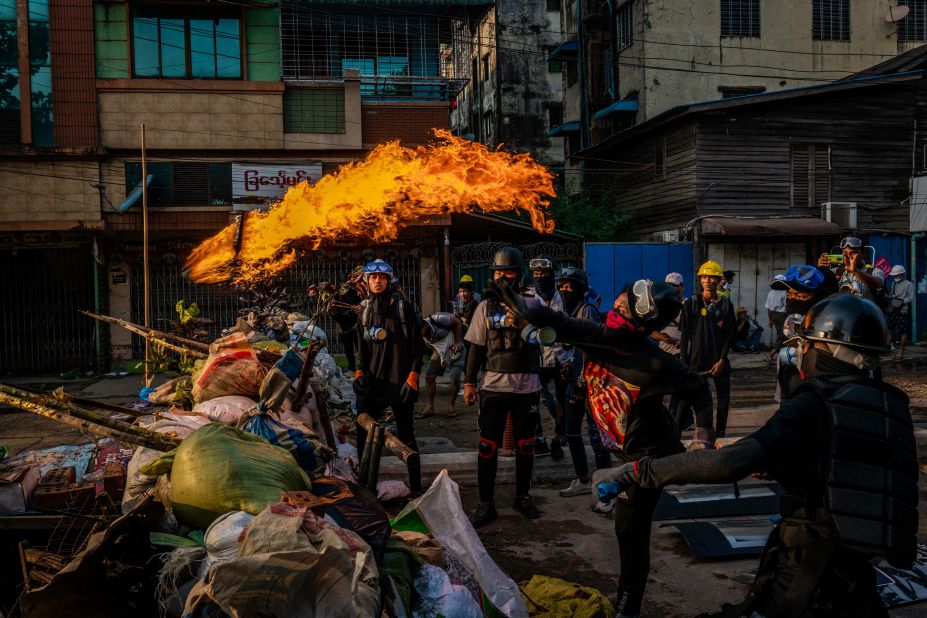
[143,424,311,528]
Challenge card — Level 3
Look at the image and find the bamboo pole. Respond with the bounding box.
[141,123,151,388]
[80,311,209,354]
[0,391,178,452]
[3,383,149,419]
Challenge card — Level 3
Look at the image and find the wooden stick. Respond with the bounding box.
[366,426,384,492]
[80,311,210,351]
[3,383,150,419]
[314,388,338,451]
[356,413,418,463]
[0,391,178,452]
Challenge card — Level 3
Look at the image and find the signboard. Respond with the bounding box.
[110,269,127,284]
[232,163,323,211]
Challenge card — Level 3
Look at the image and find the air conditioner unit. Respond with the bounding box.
[652,230,679,242]
[820,202,857,229]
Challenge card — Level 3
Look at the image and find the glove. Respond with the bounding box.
[400,371,419,404]
[497,282,530,320]
[352,370,368,396]
[688,427,716,451]
[594,460,643,499]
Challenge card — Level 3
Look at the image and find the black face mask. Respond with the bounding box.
[800,345,865,379]
[534,274,556,300]
[560,290,582,314]
[786,297,815,316]
[491,276,516,296]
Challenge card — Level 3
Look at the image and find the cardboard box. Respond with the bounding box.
[0,466,41,513]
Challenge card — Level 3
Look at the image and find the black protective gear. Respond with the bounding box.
[399,382,418,405]
[801,294,891,354]
[785,297,815,316]
[533,274,556,301]
[478,436,498,459]
[484,297,541,374]
[628,280,682,332]
[490,247,525,287]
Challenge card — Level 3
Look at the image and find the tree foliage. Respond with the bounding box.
[548,186,634,242]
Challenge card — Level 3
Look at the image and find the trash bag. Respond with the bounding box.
[413,564,482,618]
[192,396,258,424]
[191,333,266,404]
[381,536,422,614]
[519,575,614,618]
[141,424,311,529]
[392,469,528,617]
[241,413,318,472]
[310,476,391,556]
[202,510,254,570]
[393,530,446,569]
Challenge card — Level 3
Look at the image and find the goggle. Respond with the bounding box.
[632,279,658,321]
[529,258,554,271]
[364,261,392,274]
[839,237,863,249]
[783,265,824,289]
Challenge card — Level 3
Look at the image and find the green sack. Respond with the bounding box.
[520,575,613,618]
[156,424,311,528]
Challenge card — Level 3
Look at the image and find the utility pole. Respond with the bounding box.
[140,124,151,387]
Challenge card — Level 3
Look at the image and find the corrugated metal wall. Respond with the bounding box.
[585,242,694,308]
[50,0,98,146]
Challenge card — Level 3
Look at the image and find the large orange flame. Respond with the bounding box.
[185,130,556,285]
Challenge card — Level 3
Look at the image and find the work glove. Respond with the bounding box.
[593,459,644,501]
[497,282,531,320]
[688,427,717,451]
[400,371,420,405]
[352,370,368,396]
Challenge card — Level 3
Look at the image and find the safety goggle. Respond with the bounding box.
[632,279,658,321]
[529,258,554,271]
[839,237,863,249]
[364,262,392,274]
[783,265,824,290]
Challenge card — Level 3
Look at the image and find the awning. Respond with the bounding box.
[547,39,578,62]
[116,174,153,213]
[548,121,580,137]
[593,98,639,120]
[700,217,842,237]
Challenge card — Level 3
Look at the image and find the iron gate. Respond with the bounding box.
[130,252,421,357]
[0,247,101,375]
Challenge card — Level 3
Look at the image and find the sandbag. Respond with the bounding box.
[241,413,318,472]
[519,575,614,618]
[191,333,266,404]
[192,396,258,425]
[141,424,311,529]
[310,476,391,556]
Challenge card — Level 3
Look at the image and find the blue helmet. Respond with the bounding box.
[363,259,394,282]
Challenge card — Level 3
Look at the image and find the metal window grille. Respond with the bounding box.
[546,0,562,11]
[812,0,850,41]
[720,0,760,37]
[125,162,232,206]
[284,88,345,134]
[790,144,831,207]
[617,1,634,50]
[899,1,927,41]
[280,2,471,101]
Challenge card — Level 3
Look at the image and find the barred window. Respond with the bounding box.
[125,162,232,207]
[898,1,927,42]
[617,1,634,50]
[813,0,850,41]
[283,88,345,134]
[790,144,831,208]
[720,0,760,38]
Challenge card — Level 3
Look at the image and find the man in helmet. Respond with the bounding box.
[555,267,613,498]
[500,279,715,618]
[597,294,917,618]
[887,264,914,359]
[678,260,736,437]
[353,258,424,492]
[454,274,481,326]
[463,247,545,527]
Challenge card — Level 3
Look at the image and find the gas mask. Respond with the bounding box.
[364,325,387,342]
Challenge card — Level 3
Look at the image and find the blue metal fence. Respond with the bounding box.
[585,242,694,307]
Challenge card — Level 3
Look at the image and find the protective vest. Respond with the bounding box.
[786,376,918,568]
[485,298,540,374]
[360,293,411,342]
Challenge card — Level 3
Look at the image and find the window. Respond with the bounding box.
[898,1,927,41]
[132,8,242,78]
[545,47,562,73]
[617,1,634,50]
[720,0,760,37]
[790,144,831,208]
[546,0,562,11]
[283,88,345,134]
[125,162,232,206]
[654,139,666,179]
[0,2,20,145]
[813,0,849,41]
[482,111,494,141]
[566,58,578,86]
[718,85,765,98]
[481,54,490,82]
[548,102,563,129]
[29,0,52,146]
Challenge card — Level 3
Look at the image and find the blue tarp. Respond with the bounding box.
[547,39,578,61]
[548,121,581,138]
[593,99,639,120]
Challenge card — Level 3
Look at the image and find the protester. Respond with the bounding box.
[818,235,884,299]
[554,267,612,498]
[464,247,544,527]
[887,264,914,359]
[417,312,465,418]
[353,258,424,492]
[678,260,735,437]
[732,307,764,352]
[500,279,714,618]
[454,275,481,326]
[717,269,736,303]
[764,274,788,363]
[330,280,362,373]
[598,294,916,618]
[651,272,684,356]
[527,256,569,460]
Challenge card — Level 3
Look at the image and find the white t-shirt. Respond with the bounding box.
[764,289,787,314]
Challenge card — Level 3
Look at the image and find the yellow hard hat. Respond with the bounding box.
[459,274,474,283]
[697,260,724,278]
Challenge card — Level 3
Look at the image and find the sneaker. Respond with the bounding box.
[559,478,592,497]
[550,439,564,461]
[512,495,541,519]
[534,437,551,457]
[469,502,498,528]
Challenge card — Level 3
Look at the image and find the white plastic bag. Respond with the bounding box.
[193,396,258,425]
[377,480,410,501]
[412,564,482,618]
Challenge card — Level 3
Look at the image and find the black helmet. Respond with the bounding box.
[556,267,589,291]
[491,246,524,270]
[801,294,890,354]
[628,279,682,331]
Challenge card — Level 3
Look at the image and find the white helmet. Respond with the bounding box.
[889,265,906,276]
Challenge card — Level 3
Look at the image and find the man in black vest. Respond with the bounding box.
[464,247,544,528]
[599,294,918,618]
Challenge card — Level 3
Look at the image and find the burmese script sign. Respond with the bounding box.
[232,163,323,211]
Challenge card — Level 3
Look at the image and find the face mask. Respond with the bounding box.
[785,297,814,316]
[606,309,636,331]
[895,275,903,282]
[560,290,581,314]
[800,345,865,378]
[534,274,555,300]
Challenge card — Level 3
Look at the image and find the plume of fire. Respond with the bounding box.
[184,130,556,286]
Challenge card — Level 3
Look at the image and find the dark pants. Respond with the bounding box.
[771,311,787,348]
[356,390,420,492]
[674,363,732,437]
[614,484,664,616]
[564,397,611,480]
[339,330,357,373]
[537,366,566,438]
[477,390,540,503]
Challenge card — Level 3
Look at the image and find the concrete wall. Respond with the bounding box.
[361,103,450,147]
[107,260,133,361]
[0,161,102,230]
[624,0,913,122]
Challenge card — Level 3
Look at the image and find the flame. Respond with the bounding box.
[185,130,556,285]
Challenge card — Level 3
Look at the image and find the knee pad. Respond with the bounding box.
[517,437,536,456]
[478,437,498,459]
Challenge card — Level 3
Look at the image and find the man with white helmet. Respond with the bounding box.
[887,264,914,359]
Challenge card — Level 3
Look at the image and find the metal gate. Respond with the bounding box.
[130,252,421,357]
[451,240,582,292]
[0,247,100,375]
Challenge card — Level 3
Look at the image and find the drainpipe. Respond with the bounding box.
[443,227,453,310]
[913,231,925,342]
[605,0,618,102]
[577,0,588,148]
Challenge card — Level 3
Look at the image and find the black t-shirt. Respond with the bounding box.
[750,389,823,495]
[680,294,736,372]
